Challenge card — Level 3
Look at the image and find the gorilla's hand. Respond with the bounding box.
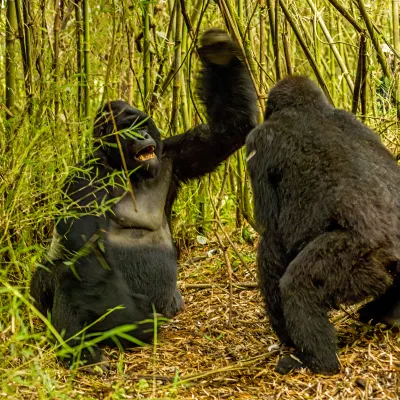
[198,28,241,66]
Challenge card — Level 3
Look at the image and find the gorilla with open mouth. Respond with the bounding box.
[30,28,257,366]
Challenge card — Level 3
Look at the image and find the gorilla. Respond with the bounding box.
[246,75,400,375]
[30,28,257,366]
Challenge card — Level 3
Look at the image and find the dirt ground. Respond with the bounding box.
[59,240,400,399]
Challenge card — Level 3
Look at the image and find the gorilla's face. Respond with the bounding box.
[94,101,162,179]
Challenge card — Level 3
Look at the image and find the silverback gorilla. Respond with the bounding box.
[246,76,400,375]
[30,28,257,366]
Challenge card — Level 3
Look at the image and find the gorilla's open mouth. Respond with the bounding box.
[134,145,156,161]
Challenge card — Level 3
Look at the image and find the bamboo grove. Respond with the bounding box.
[1,0,400,275]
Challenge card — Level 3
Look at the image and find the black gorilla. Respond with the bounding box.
[246,76,400,375]
[30,28,257,365]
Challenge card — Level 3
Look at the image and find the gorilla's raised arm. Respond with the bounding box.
[163,28,258,182]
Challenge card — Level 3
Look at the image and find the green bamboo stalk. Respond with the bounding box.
[282,19,292,75]
[53,0,61,118]
[149,1,177,113]
[83,0,90,118]
[101,0,118,105]
[37,0,46,101]
[237,0,243,17]
[15,0,30,107]
[307,0,354,94]
[266,0,275,45]
[235,153,244,228]
[127,18,135,105]
[143,0,151,108]
[180,21,190,131]
[392,0,400,118]
[326,0,363,33]
[329,5,335,96]
[273,0,281,80]
[358,0,391,78]
[360,35,367,121]
[5,0,17,120]
[259,0,267,108]
[279,0,332,104]
[198,178,206,235]
[218,0,262,107]
[171,0,182,134]
[337,21,346,104]
[75,0,83,119]
[22,0,33,109]
[299,14,332,84]
[235,0,245,229]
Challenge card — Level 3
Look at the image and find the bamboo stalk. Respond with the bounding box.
[307,0,354,94]
[5,0,17,120]
[171,0,182,134]
[15,0,32,110]
[273,0,281,80]
[279,0,332,104]
[393,0,400,118]
[358,0,391,78]
[101,0,118,105]
[127,18,135,105]
[360,34,367,121]
[259,0,267,109]
[143,0,151,108]
[282,19,292,75]
[236,151,244,228]
[75,0,83,119]
[83,0,90,118]
[326,0,363,33]
[148,1,177,113]
[352,33,367,115]
[53,0,61,118]
[22,0,33,109]
[266,0,275,44]
[180,21,190,131]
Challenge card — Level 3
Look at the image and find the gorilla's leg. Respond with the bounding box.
[277,231,393,375]
[169,289,185,317]
[51,285,105,368]
[359,267,400,326]
[257,236,293,346]
[30,262,56,315]
[52,259,155,367]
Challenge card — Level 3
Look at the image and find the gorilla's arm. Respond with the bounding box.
[49,160,113,257]
[163,29,257,182]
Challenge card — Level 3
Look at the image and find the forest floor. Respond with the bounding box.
[7,238,400,399]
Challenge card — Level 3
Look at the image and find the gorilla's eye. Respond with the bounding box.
[134,145,156,161]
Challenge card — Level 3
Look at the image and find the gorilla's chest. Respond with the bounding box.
[106,161,174,249]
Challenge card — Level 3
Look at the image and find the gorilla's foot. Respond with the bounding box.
[59,344,108,372]
[198,28,239,66]
[276,351,340,376]
[359,301,382,325]
[359,293,400,327]
[275,354,304,375]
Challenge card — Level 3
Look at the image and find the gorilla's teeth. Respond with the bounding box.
[137,153,156,161]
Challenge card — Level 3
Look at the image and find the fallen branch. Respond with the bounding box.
[183,282,258,290]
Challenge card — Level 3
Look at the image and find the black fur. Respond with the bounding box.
[246,75,400,375]
[30,28,257,366]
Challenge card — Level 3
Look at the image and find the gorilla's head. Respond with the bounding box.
[264,76,332,120]
[93,101,162,179]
